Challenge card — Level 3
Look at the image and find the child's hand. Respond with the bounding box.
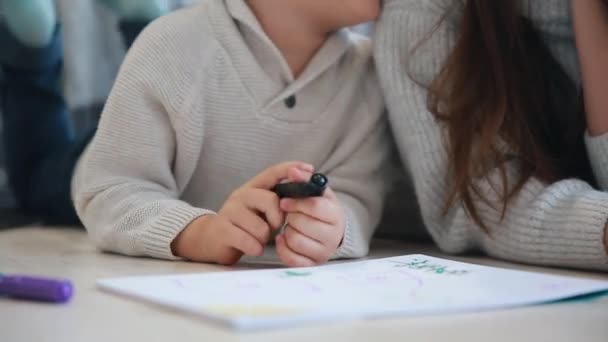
[276,168,346,267]
[172,162,314,265]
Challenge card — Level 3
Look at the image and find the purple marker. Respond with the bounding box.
[0,275,73,303]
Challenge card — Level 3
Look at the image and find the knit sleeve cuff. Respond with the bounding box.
[140,205,216,260]
[585,130,608,190]
[561,193,608,267]
[332,207,372,260]
[483,185,608,271]
[567,192,608,267]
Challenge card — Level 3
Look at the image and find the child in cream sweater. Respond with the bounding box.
[72,0,390,266]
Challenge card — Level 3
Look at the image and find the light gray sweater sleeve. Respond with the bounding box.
[329,69,393,259]
[72,20,213,260]
[375,0,608,271]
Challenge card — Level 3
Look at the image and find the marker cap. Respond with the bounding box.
[0,275,73,303]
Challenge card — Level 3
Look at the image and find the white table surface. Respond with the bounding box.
[1,227,607,342]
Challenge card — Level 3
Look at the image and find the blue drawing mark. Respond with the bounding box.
[551,290,608,304]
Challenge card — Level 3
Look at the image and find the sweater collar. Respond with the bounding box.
[212,0,353,109]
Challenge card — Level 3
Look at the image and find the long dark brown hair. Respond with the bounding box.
[426,1,595,231]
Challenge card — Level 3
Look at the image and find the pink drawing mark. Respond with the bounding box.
[395,269,425,298]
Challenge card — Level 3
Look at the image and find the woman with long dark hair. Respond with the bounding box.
[375,0,608,270]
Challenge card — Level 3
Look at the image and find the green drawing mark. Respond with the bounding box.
[392,259,470,276]
[284,271,313,277]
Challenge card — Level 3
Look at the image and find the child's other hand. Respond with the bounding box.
[276,168,345,267]
[171,162,314,265]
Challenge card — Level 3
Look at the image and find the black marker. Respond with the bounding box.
[273,173,328,199]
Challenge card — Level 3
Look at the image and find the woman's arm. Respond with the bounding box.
[573,0,608,194]
[573,0,608,136]
[375,0,608,270]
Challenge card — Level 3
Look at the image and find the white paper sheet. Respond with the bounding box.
[97,255,608,330]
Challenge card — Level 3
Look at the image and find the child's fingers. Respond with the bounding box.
[275,234,318,267]
[225,224,265,257]
[283,225,330,263]
[236,188,284,229]
[245,162,314,189]
[213,249,243,266]
[228,205,272,244]
[285,212,336,246]
[286,167,313,183]
[280,197,340,225]
[322,186,338,201]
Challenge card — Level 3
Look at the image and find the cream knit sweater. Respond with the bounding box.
[72,0,390,260]
[375,0,608,271]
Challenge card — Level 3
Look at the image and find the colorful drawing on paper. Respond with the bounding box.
[97,254,608,331]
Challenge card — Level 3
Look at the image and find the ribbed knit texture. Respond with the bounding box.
[72,0,390,260]
[375,0,608,271]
